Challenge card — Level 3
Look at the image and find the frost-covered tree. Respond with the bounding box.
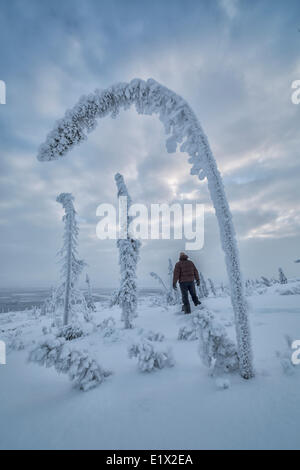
[295,259,300,264]
[114,173,141,329]
[278,267,288,285]
[37,78,253,379]
[208,278,216,297]
[56,193,87,326]
[199,272,209,297]
[29,336,112,391]
[85,274,96,312]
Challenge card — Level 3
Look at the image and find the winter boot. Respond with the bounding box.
[183,304,191,314]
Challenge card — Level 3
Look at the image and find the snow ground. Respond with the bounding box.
[0,292,300,450]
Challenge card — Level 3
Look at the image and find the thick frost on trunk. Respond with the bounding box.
[114,173,140,329]
[37,78,254,379]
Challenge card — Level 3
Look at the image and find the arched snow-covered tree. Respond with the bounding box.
[114,173,141,329]
[56,193,87,326]
[37,78,254,379]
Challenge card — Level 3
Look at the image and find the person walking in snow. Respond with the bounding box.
[173,252,201,314]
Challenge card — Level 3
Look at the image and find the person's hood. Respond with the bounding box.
[179,252,188,261]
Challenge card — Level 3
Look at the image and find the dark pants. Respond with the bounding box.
[179,281,200,314]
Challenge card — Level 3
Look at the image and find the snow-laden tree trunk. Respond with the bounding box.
[37,78,254,379]
[115,173,141,329]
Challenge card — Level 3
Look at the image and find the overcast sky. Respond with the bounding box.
[0,0,300,289]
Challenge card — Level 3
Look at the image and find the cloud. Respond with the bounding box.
[0,0,300,287]
[219,0,239,19]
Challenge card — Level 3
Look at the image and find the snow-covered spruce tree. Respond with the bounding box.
[37,78,254,379]
[278,267,288,285]
[56,193,88,326]
[85,274,96,312]
[199,272,209,297]
[208,278,216,297]
[114,173,141,329]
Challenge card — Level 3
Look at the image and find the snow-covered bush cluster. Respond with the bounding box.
[29,336,112,391]
[56,323,85,341]
[177,311,207,341]
[197,310,239,376]
[139,329,165,342]
[178,325,199,341]
[129,340,175,372]
[6,328,25,352]
[276,283,300,296]
[97,317,117,339]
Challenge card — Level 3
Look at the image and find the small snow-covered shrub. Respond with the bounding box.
[177,312,206,341]
[197,310,239,376]
[277,283,300,296]
[178,326,199,341]
[215,378,230,390]
[57,323,85,341]
[6,329,25,351]
[139,329,165,342]
[29,336,112,391]
[149,295,168,310]
[42,326,52,335]
[97,317,116,338]
[128,340,174,372]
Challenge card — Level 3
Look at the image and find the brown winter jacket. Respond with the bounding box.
[173,254,200,285]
